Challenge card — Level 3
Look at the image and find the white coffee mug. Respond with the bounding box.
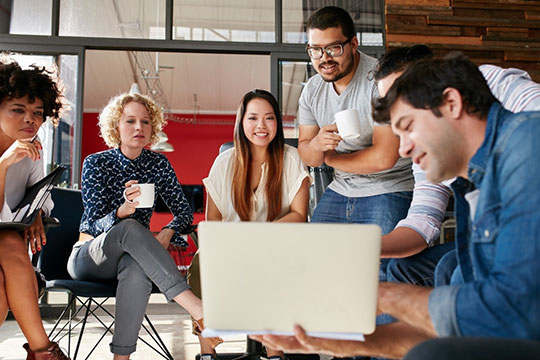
[123,183,155,208]
[334,109,361,140]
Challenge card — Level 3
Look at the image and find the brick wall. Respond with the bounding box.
[385,0,540,81]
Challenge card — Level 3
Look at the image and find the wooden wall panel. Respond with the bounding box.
[386,0,540,82]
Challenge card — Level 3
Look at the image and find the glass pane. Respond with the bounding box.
[84,50,270,116]
[55,55,79,187]
[173,0,275,42]
[9,0,52,36]
[280,60,312,138]
[283,0,383,46]
[59,0,165,39]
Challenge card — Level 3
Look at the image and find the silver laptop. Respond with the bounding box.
[197,221,381,340]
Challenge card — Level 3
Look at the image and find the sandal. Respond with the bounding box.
[192,317,224,349]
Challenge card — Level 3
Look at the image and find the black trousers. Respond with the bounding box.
[404,337,540,360]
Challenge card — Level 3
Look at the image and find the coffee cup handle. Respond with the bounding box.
[123,188,135,204]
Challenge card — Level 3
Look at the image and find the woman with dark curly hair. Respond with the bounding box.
[0,54,69,359]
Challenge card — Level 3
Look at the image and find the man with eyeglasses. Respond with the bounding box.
[298,7,414,245]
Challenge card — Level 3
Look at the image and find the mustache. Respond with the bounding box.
[319,61,339,68]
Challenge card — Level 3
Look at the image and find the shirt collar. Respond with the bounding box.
[112,147,150,167]
[467,102,503,185]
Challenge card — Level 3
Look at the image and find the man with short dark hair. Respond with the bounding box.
[252,53,540,360]
[374,45,540,288]
[298,6,413,235]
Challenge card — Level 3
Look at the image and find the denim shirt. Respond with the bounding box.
[79,148,193,246]
[429,102,540,339]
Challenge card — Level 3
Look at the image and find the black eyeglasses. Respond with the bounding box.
[306,38,353,60]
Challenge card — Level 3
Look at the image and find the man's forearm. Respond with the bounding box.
[298,140,325,167]
[359,321,433,359]
[325,149,398,174]
[253,322,433,360]
[381,227,428,258]
[378,282,437,337]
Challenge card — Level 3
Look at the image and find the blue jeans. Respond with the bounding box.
[312,189,412,332]
[387,242,455,287]
[311,189,412,283]
[434,248,460,287]
[311,189,413,235]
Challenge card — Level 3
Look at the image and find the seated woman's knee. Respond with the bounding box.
[117,255,152,287]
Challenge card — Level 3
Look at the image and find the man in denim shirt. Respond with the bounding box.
[251,54,540,359]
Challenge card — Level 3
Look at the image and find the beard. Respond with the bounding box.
[318,51,356,83]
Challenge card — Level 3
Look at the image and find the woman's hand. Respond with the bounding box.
[23,210,46,254]
[155,228,175,249]
[116,180,140,218]
[0,138,42,170]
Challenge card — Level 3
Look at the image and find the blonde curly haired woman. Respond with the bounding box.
[67,92,220,360]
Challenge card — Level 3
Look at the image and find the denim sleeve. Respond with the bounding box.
[155,155,193,246]
[453,116,540,338]
[79,156,121,236]
[428,285,461,337]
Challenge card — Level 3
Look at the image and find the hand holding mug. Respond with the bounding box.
[117,180,140,218]
[312,123,342,152]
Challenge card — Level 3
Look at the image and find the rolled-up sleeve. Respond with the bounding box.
[429,285,461,337]
[284,146,311,204]
[395,164,451,245]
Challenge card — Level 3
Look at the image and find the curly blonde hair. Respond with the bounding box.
[98,93,166,148]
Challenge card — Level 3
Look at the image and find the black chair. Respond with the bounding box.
[38,187,174,360]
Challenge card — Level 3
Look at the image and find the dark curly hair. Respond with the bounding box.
[0,55,65,126]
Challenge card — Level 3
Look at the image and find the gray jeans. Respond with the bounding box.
[67,219,190,355]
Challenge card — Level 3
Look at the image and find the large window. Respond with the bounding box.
[173,0,275,42]
[9,0,53,36]
[59,0,165,38]
[84,50,270,115]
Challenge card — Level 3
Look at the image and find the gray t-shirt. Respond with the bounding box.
[298,50,413,197]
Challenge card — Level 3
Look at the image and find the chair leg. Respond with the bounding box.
[140,314,174,360]
[73,297,92,360]
[48,294,175,359]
